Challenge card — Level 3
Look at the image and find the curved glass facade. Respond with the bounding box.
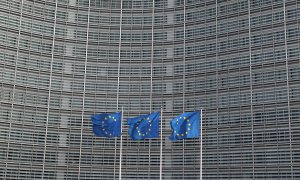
[0,0,299,179]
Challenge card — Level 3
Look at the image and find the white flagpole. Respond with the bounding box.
[200,109,203,180]
[159,106,163,180]
[119,106,123,180]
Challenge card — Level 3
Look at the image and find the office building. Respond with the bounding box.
[0,0,299,179]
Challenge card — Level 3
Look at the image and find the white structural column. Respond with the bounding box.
[182,0,186,178]
[150,0,155,110]
[214,0,220,176]
[78,0,91,178]
[42,0,58,179]
[165,65,173,112]
[165,0,175,112]
[4,0,24,178]
[247,0,255,178]
[56,1,76,178]
[116,0,123,110]
[283,0,293,178]
[147,1,155,178]
[182,0,186,111]
[115,1,123,179]
[57,94,69,180]
[164,0,175,179]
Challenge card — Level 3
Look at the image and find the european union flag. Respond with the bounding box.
[127,112,160,140]
[91,112,122,137]
[169,111,200,141]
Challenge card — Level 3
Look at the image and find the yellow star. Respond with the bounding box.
[188,123,191,126]
[183,117,186,120]
[185,132,188,135]
[181,134,184,136]
[188,128,191,131]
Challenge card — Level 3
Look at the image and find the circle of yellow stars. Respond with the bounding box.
[174,116,191,137]
[101,115,117,137]
[136,117,152,137]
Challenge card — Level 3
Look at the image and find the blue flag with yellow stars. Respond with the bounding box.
[91,112,121,137]
[169,111,200,141]
[127,112,160,140]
